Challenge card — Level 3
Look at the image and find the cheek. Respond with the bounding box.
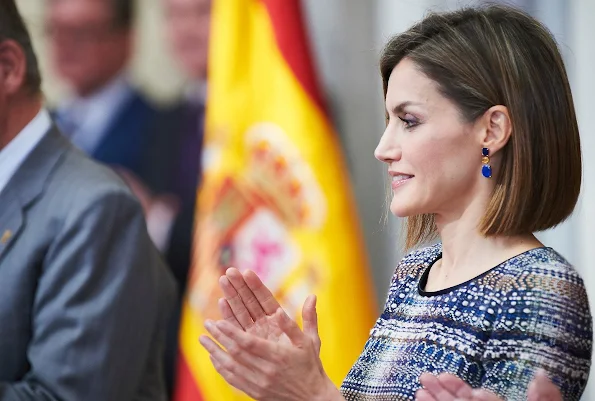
[407,136,453,179]
[433,144,480,192]
[412,133,478,187]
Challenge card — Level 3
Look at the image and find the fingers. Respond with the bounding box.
[204,320,270,372]
[218,297,242,329]
[208,353,256,395]
[216,319,279,359]
[436,373,474,398]
[226,268,267,322]
[469,388,503,401]
[243,269,282,315]
[528,370,562,401]
[198,334,261,388]
[219,275,254,329]
[419,373,457,401]
[415,388,439,401]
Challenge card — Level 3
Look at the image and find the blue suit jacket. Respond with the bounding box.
[90,90,160,183]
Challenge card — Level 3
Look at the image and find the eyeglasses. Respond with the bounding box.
[44,23,125,44]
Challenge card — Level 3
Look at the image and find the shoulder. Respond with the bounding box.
[493,247,591,339]
[46,145,140,218]
[394,243,442,280]
[379,243,441,311]
[483,248,592,398]
[506,248,588,301]
[383,243,441,298]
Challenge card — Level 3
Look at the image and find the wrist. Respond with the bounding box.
[311,376,344,401]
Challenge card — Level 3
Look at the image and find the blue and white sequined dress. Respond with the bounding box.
[340,244,592,401]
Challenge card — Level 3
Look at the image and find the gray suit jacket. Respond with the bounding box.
[0,126,177,400]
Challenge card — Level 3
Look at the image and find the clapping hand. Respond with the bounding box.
[416,370,562,401]
[199,268,343,401]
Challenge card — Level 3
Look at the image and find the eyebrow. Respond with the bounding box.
[386,101,423,115]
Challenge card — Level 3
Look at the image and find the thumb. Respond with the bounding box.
[274,308,305,346]
[302,295,319,336]
[302,295,321,353]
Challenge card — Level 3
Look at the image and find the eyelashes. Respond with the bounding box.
[384,112,421,129]
[398,116,419,129]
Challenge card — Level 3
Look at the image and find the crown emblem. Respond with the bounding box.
[245,123,326,228]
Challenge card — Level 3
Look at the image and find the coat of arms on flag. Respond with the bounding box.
[189,122,328,320]
[174,1,376,400]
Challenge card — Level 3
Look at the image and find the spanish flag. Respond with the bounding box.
[174,0,377,399]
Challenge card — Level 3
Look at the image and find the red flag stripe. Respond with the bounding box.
[172,352,205,401]
[260,0,327,113]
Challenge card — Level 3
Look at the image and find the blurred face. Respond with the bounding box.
[46,0,131,96]
[164,0,211,80]
[375,58,482,218]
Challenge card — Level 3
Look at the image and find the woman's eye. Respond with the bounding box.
[398,116,418,129]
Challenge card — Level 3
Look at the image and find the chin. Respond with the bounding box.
[389,198,420,218]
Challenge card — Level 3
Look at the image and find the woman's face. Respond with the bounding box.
[375,58,484,218]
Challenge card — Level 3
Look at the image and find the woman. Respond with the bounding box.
[199,4,592,400]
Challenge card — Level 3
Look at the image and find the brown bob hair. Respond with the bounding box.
[380,5,582,249]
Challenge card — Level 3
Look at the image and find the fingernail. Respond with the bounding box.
[204,320,213,330]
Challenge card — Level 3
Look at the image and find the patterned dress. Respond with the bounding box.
[340,244,592,401]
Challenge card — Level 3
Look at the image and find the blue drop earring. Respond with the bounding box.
[481,147,492,178]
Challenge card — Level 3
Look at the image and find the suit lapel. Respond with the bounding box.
[0,125,70,263]
[0,187,23,262]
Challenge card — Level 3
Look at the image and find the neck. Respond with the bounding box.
[75,72,125,99]
[0,92,43,150]
[435,194,542,277]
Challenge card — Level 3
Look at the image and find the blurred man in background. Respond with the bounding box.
[46,0,183,258]
[46,0,158,180]
[0,0,175,399]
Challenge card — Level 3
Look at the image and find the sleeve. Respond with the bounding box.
[480,270,592,401]
[0,190,175,401]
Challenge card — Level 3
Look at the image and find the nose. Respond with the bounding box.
[374,124,401,164]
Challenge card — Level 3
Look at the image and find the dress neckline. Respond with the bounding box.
[417,246,552,297]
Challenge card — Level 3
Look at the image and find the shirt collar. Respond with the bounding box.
[0,108,52,196]
[58,73,133,153]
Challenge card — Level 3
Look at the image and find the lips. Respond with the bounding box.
[390,174,413,190]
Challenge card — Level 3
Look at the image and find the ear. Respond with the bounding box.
[0,40,28,96]
[478,105,512,154]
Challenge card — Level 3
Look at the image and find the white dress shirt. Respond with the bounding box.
[57,73,133,154]
[0,109,52,196]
